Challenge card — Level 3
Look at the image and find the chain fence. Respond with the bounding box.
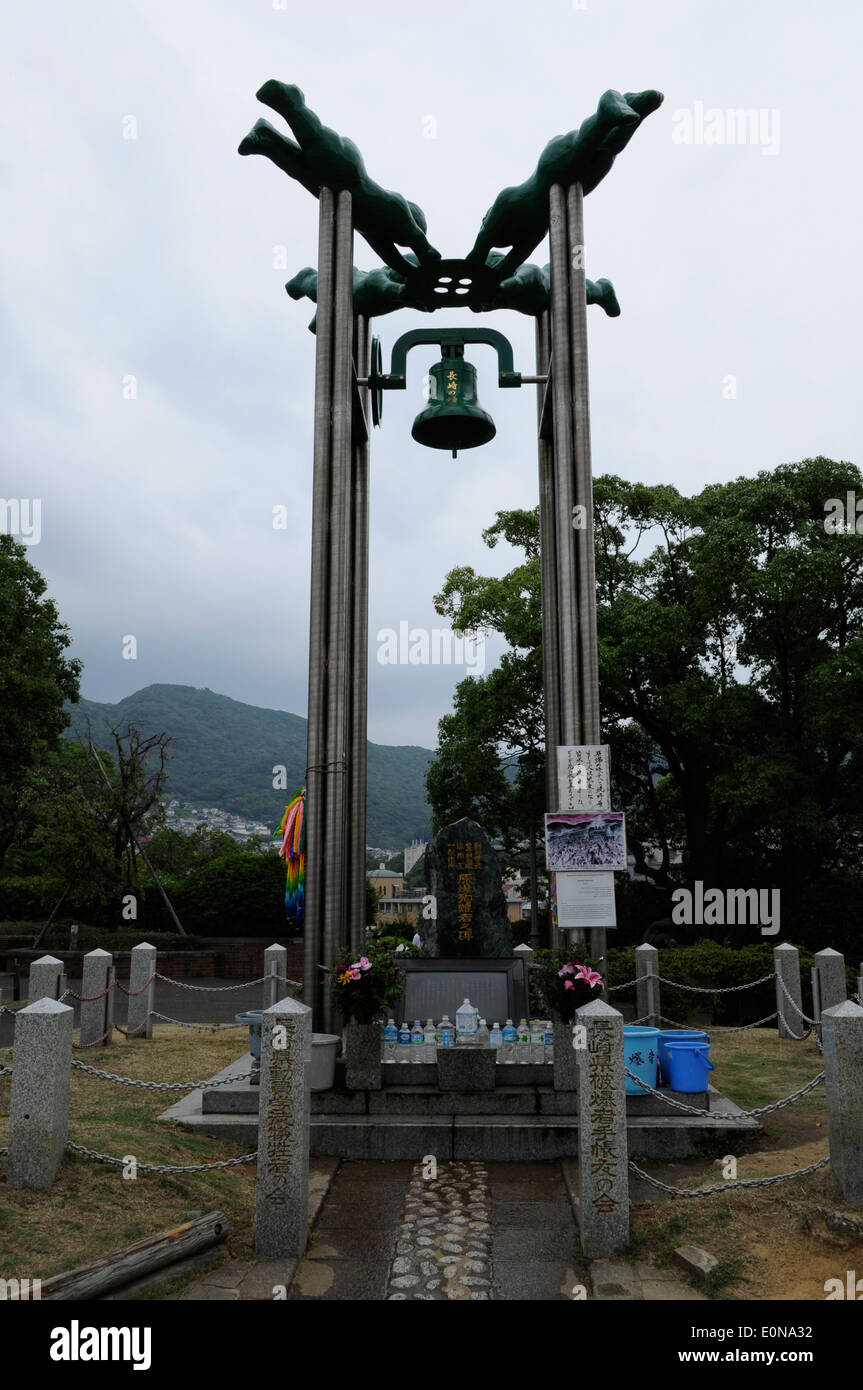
[66,1140,258,1174]
[629,1154,830,1197]
[624,1064,824,1118]
[70,1059,256,1092]
[154,972,300,992]
[656,1011,778,1034]
[652,971,776,994]
[148,1013,245,1031]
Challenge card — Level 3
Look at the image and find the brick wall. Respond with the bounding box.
[6,938,305,981]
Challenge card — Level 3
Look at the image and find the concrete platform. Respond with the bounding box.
[161,1053,760,1160]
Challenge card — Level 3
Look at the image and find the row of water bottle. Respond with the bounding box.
[381,998,553,1064]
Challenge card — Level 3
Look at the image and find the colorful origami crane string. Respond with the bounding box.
[274,787,305,926]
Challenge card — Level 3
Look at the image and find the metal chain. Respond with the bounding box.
[148,1013,245,1031]
[154,972,302,992]
[629,1154,830,1197]
[70,1059,256,1092]
[66,1140,257,1174]
[0,1063,12,1076]
[72,1026,115,1050]
[654,971,776,994]
[657,1011,778,1033]
[65,981,117,1002]
[0,1145,7,1156]
[624,1065,824,1118]
[777,1008,813,1042]
[607,977,640,993]
[776,971,818,1024]
[113,1019,152,1038]
[154,973,267,992]
[116,974,157,997]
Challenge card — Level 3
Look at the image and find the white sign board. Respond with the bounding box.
[556,745,611,812]
[555,871,617,930]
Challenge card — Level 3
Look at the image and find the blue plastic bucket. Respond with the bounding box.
[623,1026,661,1095]
[664,1040,715,1093]
[658,1029,709,1083]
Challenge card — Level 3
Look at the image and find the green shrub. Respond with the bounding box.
[605,939,852,1026]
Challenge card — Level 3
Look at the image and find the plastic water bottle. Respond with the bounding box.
[489,1021,503,1055]
[516,1018,530,1063]
[501,1018,517,1063]
[530,1019,545,1064]
[411,1019,424,1061]
[397,1018,412,1062]
[383,1017,398,1063]
[543,1019,554,1065]
[455,997,478,1046]
[477,1018,490,1049]
[438,1015,454,1048]
[423,1019,437,1062]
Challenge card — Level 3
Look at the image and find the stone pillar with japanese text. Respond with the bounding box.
[255,995,312,1259]
[575,998,629,1257]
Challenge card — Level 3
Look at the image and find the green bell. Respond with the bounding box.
[411,346,496,457]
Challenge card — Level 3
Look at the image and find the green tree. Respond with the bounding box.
[427,459,863,945]
[0,535,82,867]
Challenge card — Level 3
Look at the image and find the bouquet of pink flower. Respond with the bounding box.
[322,939,406,1023]
[533,950,605,1022]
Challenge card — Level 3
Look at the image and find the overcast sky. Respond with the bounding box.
[3,0,861,749]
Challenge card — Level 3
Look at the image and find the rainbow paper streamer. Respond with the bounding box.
[274,787,305,927]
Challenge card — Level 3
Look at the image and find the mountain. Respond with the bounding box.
[64,684,434,848]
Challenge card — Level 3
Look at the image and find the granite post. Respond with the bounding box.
[635,944,660,1027]
[821,1000,863,1204]
[814,948,847,1012]
[27,955,64,1003]
[255,995,312,1258]
[126,942,156,1040]
[774,942,804,1039]
[263,944,288,1010]
[7,998,74,1190]
[575,999,629,1257]
[79,948,113,1048]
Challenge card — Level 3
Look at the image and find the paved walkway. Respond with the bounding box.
[178,1158,706,1302]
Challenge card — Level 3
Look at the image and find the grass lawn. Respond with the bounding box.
[2,1023,861,1300]
[0,1025,260,1284]
[628,1028,863,1299]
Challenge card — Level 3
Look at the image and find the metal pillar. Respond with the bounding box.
[303,188,364,1028]
[544,182,607,968]
[348,314,371,956]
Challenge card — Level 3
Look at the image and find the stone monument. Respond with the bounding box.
[421,817,512,958]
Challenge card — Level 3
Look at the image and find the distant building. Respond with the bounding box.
[369,864,403,900]
[403,840,427,876]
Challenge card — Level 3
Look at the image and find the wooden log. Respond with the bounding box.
[40,1210,229,1300]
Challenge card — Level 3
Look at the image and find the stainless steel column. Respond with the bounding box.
[348,314,370,956]
[321,189,354,1030]
[548,184,581,745]
[303,187,336,1020]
